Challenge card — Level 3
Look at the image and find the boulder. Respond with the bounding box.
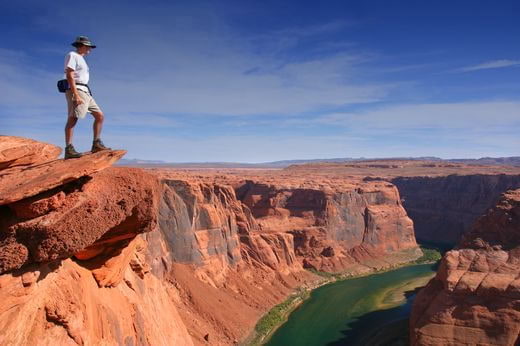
[0,167,159,273]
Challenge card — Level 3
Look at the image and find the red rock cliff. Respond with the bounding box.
[410,188,520,346]
[234,179,420,273]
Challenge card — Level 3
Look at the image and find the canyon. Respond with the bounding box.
[0,136,519,345]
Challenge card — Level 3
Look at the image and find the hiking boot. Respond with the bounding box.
[91,139,111,153]
[64,144,82,159]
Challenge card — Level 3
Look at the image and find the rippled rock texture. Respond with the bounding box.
[0,135,61,169]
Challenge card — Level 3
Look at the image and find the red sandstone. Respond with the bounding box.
[410,189,520,346]
[0,135,61,169]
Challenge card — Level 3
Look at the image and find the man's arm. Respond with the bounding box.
[65,67,83,105]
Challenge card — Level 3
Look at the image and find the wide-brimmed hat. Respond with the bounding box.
[71,36,97,48]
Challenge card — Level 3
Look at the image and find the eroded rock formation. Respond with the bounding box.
[282,160,520,246]
[0,251,194,345]
[410,188,520,346]
[0,165,159,273]
[234,179,420,273]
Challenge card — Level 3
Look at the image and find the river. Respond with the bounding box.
[265,263,436,346]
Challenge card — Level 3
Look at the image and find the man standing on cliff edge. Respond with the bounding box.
[63,36,111,159]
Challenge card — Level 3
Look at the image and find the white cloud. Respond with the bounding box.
[6,101,519,162]
[87,31,386,116]
[457,59,520,72]
[316,101,520,130]
[0,48,61,109]
[0,3,391,118]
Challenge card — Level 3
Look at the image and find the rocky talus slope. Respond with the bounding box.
[410,188,520,346]
[0,136,423,345]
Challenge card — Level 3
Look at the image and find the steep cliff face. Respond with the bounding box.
[144,179,317,344]
[0,242,194,346]
[235,180,419,273]
[157,180,243,285]
[392,174,520,245]
[410,188,520,346]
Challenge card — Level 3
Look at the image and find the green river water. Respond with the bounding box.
[265,263,436,346]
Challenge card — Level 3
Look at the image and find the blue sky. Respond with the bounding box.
[1,0,519,162]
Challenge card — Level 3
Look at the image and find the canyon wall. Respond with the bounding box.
[0,136,424,345]
[410,188,520,346]
[235,180,420,273]
[392,174,520,246]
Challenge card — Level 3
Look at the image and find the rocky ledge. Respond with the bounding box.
[0,136,157,274]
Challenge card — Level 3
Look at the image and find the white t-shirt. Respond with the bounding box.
[64,51,90,93]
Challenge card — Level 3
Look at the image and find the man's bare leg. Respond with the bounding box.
[91,111,104,140]
[64,116,82,159]
[65,116,78,145]
[91,111,111,152]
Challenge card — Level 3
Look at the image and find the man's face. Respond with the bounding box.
[77,45,92,55]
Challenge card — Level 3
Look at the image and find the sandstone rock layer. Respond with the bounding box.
[410,189,520,346]
[0,149,127,205]
[0,135,61,169]
[1,167,159,273]
[0,252,193,346]
[234,179,419,273]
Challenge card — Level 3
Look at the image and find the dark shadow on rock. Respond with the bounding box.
[9,259,64,283]
[74,237,134,271]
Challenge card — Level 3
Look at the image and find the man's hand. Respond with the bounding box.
[66,68,83,106]
[73,94,84,106]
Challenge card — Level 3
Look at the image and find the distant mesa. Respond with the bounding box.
[117,156,520,169]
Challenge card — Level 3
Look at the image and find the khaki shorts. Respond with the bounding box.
[66,89,102,119]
